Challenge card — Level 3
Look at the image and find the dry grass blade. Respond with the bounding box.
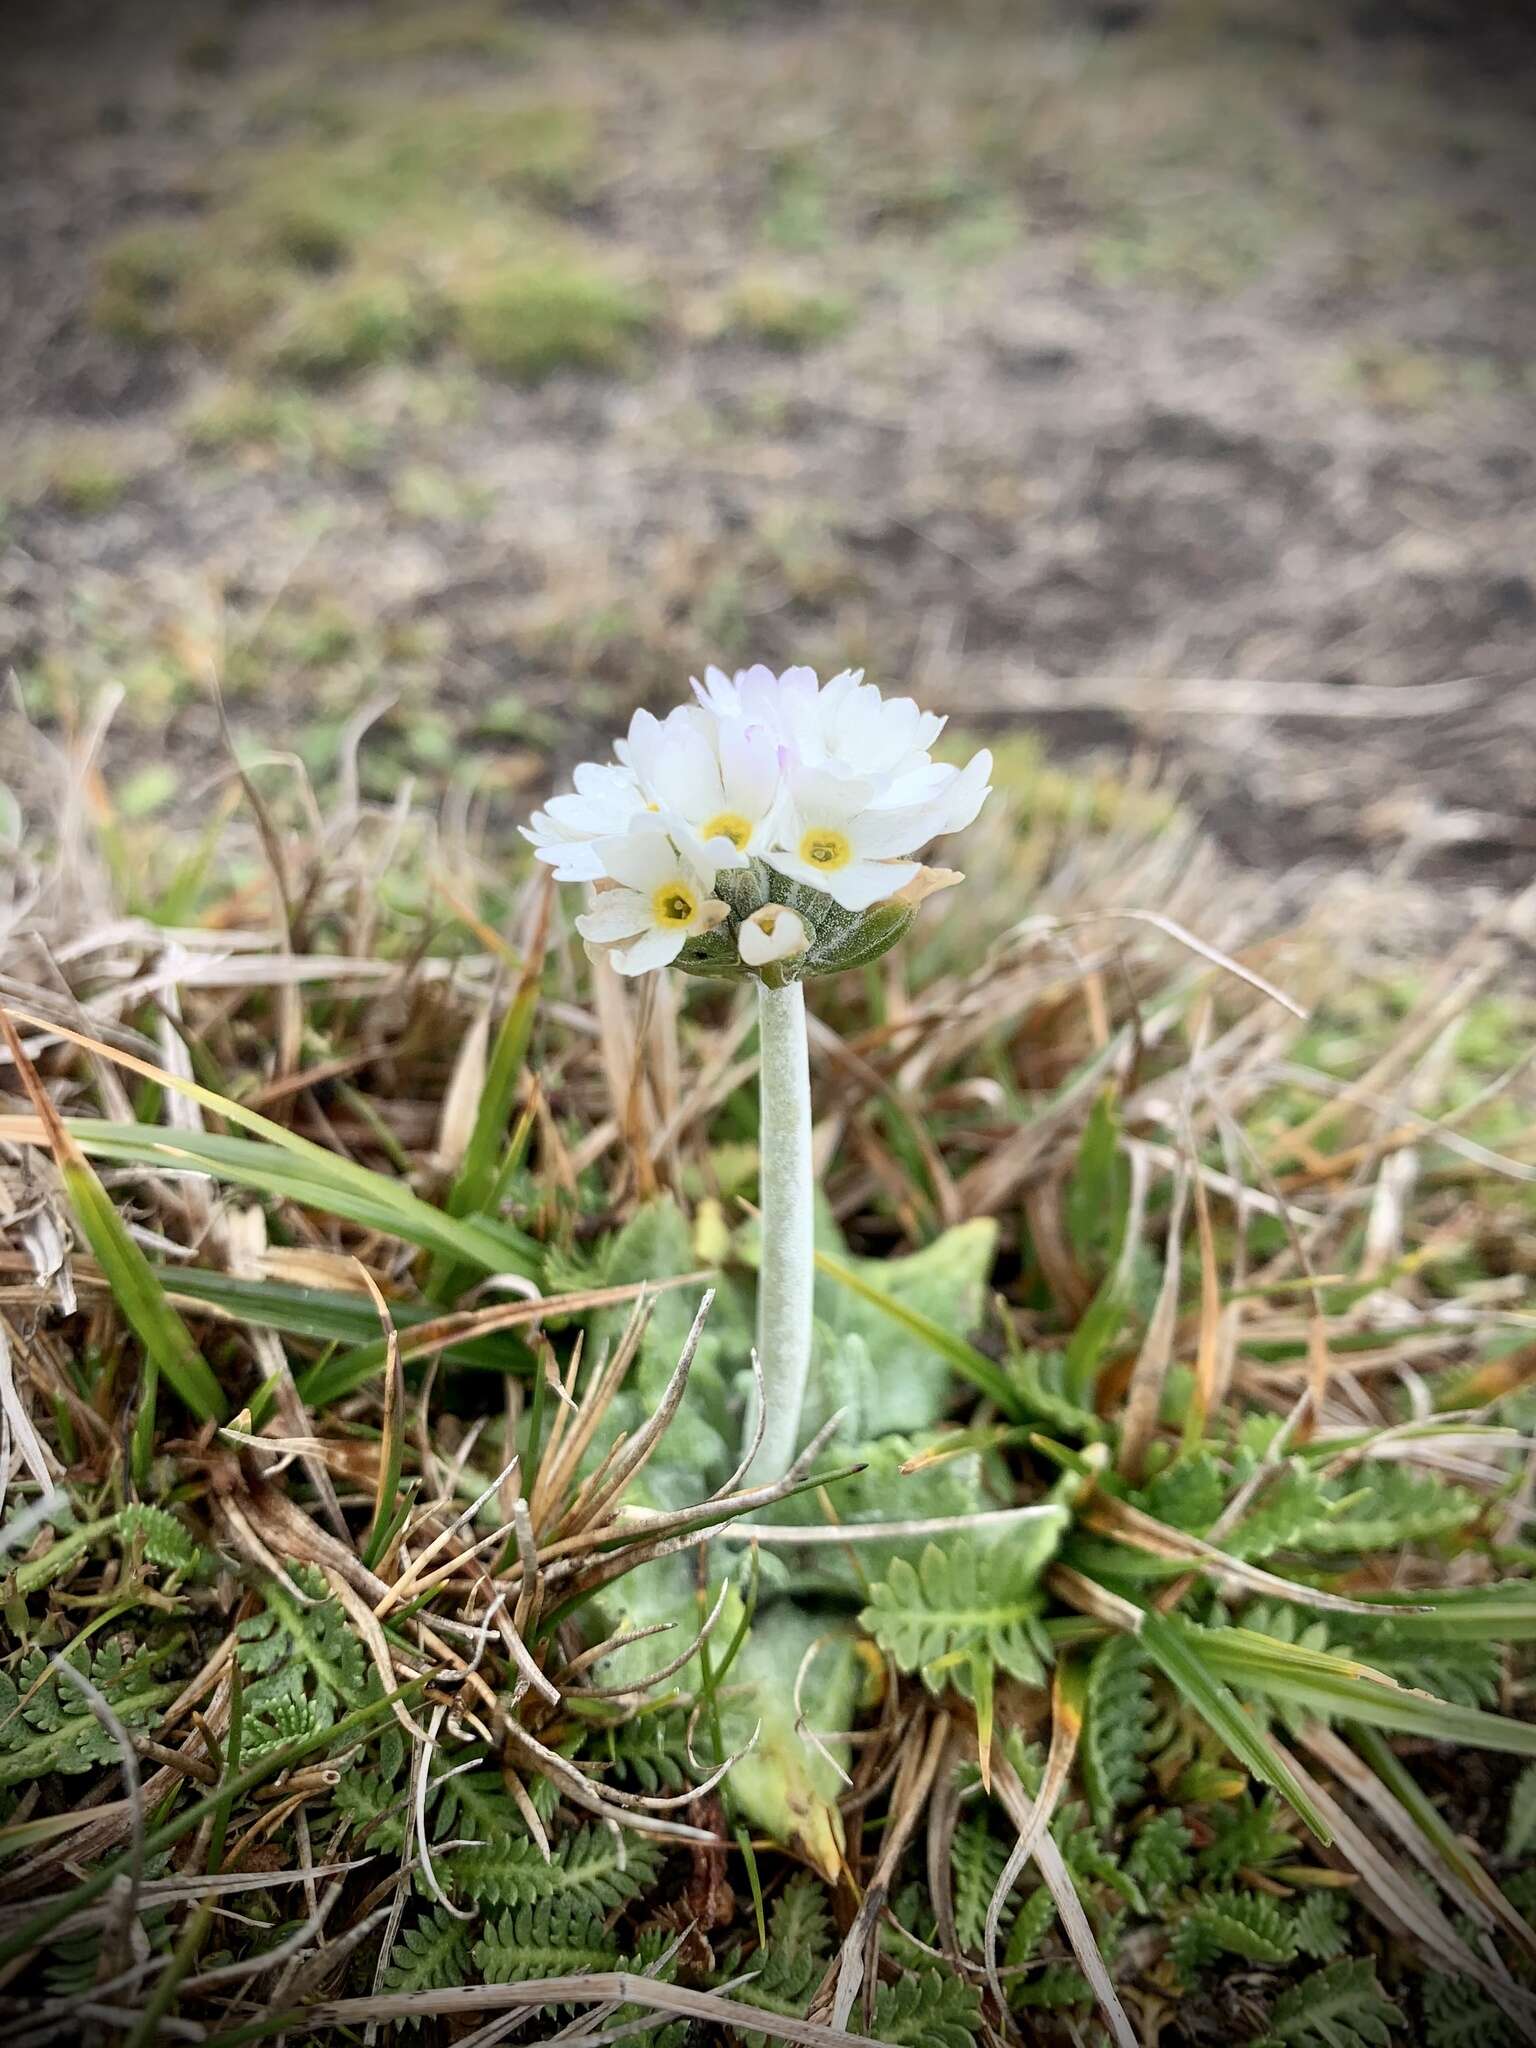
[983,1658,1084,2019]
[988,1742,1138,2048]
[827,1709,950,2028]
[0,1012,226,1422]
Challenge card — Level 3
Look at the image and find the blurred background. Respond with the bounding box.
[3,0,1533,892]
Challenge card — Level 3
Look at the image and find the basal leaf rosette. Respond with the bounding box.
[523,664,992,983]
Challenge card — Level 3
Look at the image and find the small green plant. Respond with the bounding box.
[452,256,653,382]
[726,273,855,351]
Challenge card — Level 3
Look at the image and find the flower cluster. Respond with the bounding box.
[524,665,992,978]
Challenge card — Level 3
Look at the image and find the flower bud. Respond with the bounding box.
[738,903,811,968]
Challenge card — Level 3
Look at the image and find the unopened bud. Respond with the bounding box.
[738,903,811,967]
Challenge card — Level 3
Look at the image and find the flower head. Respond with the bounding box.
[534,665,992,979]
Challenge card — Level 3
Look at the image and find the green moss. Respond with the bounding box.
[47,455,132,519]
[93,225,198,341]
[264,274,444,384]
[93,96,601,377]
[452,258,651,382]
[726,275,854,352]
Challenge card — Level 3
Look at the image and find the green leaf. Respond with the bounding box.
[951,1814,1011,1950]
[380,1906,474,2018]
[115,1503,206,1574]
[448,1825,660,1911]
[1421,1974,1517,2048]
[1257,1960,1402,2048]
[860,1521,1066,1697]
[868,1968,984,2048]
[1303,1463,1482,1553]
[1081,1633,1154,1830]
[1198,1622,1536,1757]
[235,1567,365,1755]
[471,1900,617,1999]
[61,1154,227,1423]
[1171,1888,1298,1979]
[1125,1813,1193,1897]
[720,1605,863,1883]
[814,1222,1017,1424]
[55,1119,537,1282]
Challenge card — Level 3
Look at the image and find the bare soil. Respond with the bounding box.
[3,0,1535,890]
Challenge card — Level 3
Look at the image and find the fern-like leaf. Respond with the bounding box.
[1257,1960,1402,2047]
[860,1531,1061,1696]
[115,1503,206,1573]
[449,1825,661,1911]
[1199,1791,1298,1878]
[1289,1888,1349,1960]
[1081,1633,1154,1830]
[1171,1888,1298,1979]
[0,1639,182,1786]
[1304,1464,1481,1553]
[472,1900,617,2001]
[606,1711,694,1795]
[236,1567,366,1755]
[1003,1883,1058,1972]
[726,1874,834,2039]
[1125,1813,1193,1898]
[1015,1963,1093,2011]
[380,1905,474,2020]
[1421,1973,1516,2048]
[868,1968,983,2047]
[1225,1462,1331,1561]
[950,1813,1010,1951]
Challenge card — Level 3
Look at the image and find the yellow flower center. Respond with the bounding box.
[702,811,752,851]
[652,882,699,928]
[799,827,852,872]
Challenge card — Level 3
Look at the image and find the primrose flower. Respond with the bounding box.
[532,664,992,981]
[574,830,728,977]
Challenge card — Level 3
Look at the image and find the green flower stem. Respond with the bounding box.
[749,978,814,1482]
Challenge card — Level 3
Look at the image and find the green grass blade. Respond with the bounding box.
[47,1119,537,1277]
[1200,1626,1536,1756]
[1139,1612,1333,1840]
[3,1008,230,1425]
[813,1246,1021,1417]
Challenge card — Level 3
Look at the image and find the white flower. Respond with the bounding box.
[771,751,993,912]
[529,662,991,974]
[738,903,811,967]
[613,704,785,876]
[574,829,728,977]
[522,761,645,881]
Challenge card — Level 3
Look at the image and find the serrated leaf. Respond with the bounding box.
[1081,1633,1153,1830]
[860,1523,1065,1696]
[471,1899,617,1998]
[448,1825,660,1911]
[868,1967,984,2047]
[1258,1959,1402,2048]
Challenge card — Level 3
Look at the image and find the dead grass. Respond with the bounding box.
[2,694,1535,2040]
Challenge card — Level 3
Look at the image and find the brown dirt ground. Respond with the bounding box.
[2,0,1535,890]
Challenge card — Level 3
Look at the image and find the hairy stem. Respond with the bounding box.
[748,979,814,1483]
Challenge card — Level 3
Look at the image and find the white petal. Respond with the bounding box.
[575,889,653,942]
[664,815,745,883]
[611,925,688,975]
[593,829,680,893]
[717,719,781,819]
